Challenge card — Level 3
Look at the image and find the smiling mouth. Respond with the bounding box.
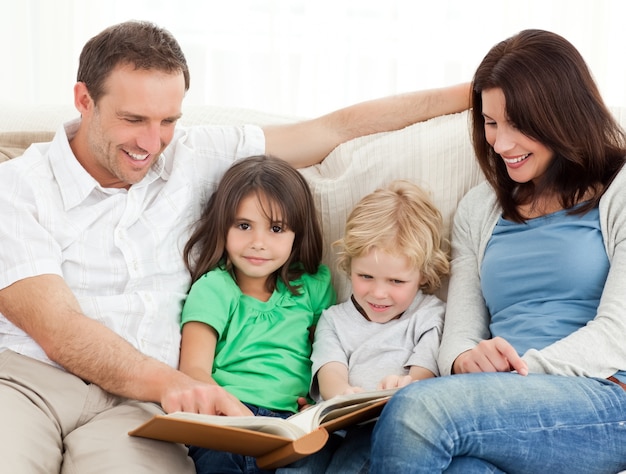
[369,302,391,311]
[503,153,530,164]
[125,149,150,161]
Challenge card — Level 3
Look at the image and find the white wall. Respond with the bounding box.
[1,0,625,116]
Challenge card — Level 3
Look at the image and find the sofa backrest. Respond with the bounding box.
[2,106,625,301]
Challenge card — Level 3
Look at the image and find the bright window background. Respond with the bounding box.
[2,0,625,117]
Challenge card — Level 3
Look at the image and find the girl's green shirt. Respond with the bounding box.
[181,264,336,413]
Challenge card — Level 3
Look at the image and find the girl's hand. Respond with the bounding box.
[453,336,528,375]
[296,396,312,412]
[377,374,414,390]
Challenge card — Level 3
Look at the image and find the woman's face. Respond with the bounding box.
[482,88,554,184]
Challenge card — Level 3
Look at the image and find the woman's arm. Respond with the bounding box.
[438,183,501,375]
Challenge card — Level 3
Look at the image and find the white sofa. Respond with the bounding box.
[1,103,626,473]
[1,103,625,303]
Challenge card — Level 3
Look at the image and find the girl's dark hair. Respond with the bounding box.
[184,155,323,295]
[471,29,626,222]
[77,20,190,104]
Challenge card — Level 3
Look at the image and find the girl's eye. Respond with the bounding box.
[237,223,250,230]
[392,280,406,285]
[271,225,283,233]
[359,274,373,280]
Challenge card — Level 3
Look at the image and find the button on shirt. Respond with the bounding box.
[0,118,265,368]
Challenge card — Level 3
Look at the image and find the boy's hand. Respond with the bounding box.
[341,385,365,395]
[377,374,414,390]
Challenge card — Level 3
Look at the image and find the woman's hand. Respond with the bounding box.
[453,337,528,375]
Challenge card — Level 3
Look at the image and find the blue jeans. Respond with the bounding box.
[370,373,626,474]
[190,404,293,474]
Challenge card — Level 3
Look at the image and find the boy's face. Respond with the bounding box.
[350,248,425,323]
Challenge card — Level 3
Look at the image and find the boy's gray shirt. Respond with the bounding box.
[310,292,444,401]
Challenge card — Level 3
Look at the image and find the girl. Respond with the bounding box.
[179,155,336,474]
[370,29,626,473]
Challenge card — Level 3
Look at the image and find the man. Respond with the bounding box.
[0,20,468,473]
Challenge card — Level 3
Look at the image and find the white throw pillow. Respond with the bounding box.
[300,110,484,302]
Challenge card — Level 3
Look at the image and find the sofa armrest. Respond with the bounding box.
[0,131,54,163]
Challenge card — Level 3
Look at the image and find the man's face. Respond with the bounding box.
[72,64,186,188]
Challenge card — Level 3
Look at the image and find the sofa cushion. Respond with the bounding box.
[301,110,483,300]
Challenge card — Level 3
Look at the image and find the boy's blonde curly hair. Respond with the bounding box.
[334,180,449,294]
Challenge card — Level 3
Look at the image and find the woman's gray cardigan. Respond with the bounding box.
[438,167,626,378]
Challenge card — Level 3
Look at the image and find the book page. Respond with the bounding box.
[285,387,398,433]
[144,387,398,441]
[164,412,307,439]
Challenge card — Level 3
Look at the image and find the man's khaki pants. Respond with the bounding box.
[0,350,195,474]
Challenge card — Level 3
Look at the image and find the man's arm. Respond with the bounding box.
[0,274,251,415]
[264,82,470,168]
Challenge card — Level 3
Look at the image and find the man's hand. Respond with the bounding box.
[160,378,253,416]
[453,337,528,375]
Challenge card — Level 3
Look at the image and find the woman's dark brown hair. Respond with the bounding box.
[183,155,323,295]
[471,29,626,222]
[77,20,190,104]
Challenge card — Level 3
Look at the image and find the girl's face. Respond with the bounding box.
[482,88,554,184]
[350,248,424,324]
[226,194,295,293]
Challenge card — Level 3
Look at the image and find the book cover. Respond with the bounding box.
[129,388,397,468]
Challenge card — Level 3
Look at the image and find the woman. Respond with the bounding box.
[369,29,626,473]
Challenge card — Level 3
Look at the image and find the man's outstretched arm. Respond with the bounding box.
[0,274,251,415]
[264,82,470,168]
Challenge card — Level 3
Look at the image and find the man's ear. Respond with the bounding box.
[73,82,94,114]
